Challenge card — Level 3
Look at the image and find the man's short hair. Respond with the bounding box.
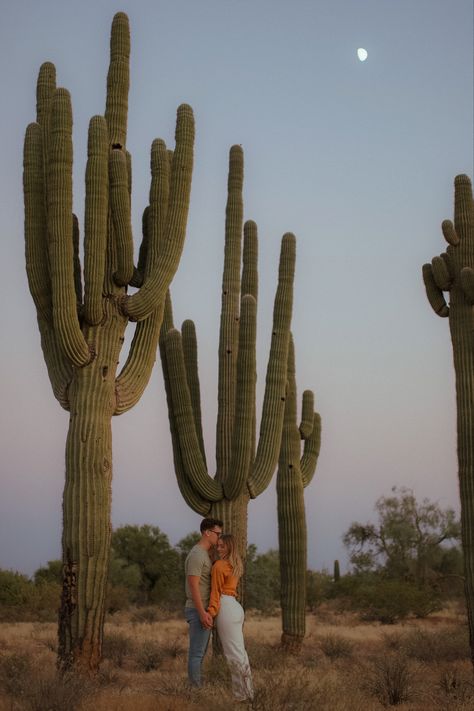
[200,517,224,533]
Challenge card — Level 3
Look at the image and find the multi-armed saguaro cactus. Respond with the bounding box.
[422,174,474,667]
[277,334,321,651]
[23,13,194,671]
[159,145,294,560]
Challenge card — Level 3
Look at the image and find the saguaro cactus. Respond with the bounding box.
[159,145,294,561]
[23,13,194,672]
[277,335,321,651]
[422,174,474,666]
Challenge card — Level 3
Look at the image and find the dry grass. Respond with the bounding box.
[0,605,472,710]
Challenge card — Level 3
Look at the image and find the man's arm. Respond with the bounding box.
[187,576,213,628]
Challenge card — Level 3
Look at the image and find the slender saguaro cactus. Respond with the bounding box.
[159,145,294,562]
[23,13,194,672]
[277,335,321,651]
[422,174,474,667]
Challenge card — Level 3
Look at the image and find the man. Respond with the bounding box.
[184,517,223,687]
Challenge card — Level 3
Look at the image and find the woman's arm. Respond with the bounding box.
[207,561,227,617]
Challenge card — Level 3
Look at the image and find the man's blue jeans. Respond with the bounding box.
[185,607,211,687]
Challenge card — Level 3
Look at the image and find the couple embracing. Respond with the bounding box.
[184,517,254,702]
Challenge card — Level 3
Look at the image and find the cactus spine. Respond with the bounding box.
[23,13,194,672]
[160,145,294,565]
[277,335,321,651]
[422,174,474,667]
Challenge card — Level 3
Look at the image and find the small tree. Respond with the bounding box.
[111,525,180,605]
[343,487,460,584]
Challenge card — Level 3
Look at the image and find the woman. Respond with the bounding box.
[208,534,254,701]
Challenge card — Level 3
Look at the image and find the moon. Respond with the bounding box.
[357,48,368,62]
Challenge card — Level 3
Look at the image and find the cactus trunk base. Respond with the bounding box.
[281,632,303,654]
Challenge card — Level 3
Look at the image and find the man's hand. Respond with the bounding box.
[200,611,213,629]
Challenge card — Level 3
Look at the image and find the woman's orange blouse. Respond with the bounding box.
[207,559,238,617]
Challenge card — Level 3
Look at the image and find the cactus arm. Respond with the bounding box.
[114,301,164,415]
[224,295,257,499]
[422,263,449,317]
[104,12,130,149]
[247,233,295,498]
[24,119,72,406]
[47,89,91,366]
[182,320,207,467]
[442,219,460,246]
[109,149,135,286]
[130,207,149,288]
[301,412,322,487]
[24,122,52,323]
[216,145,244,483]
[122,106,194,321]
[431,255,452,291]
[299,390,314,439]
[83,117,108,325]
[159,293,211,514]
[165,328,223,501]
[241,220,258,462]
[36,62,56,199]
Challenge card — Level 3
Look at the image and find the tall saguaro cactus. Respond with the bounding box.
[277,335,321,651]
[159,145,294,560]
[23,13,194,672]
[422,174,474,666]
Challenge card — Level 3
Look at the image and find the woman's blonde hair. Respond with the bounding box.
[220,534,243,580]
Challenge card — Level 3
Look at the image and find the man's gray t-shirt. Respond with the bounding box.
[185,544,212,609]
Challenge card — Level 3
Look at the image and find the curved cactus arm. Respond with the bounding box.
[224,295,257,499]
[122,105,194,321]
[109,149,135,286]
[431,255,452,291]
[24,122,52,324]
[47,89,92,367]
[247,233,295,498]
[442,219,460,246]
[165,328,223,501]
[182,320,207,467]
[24,114,72,406]
[159,295,212,513]
[83,116,108,325]
[299,390,314,439]
[104,12,130,150]
[422,263,449,317]
[216,145,244,483]
[461,268,474,303]
[440,251,455,280]
[114,301,164,415]
[301,412,322,487]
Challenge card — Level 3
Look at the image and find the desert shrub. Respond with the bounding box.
[402,627,470,662]
[245,639,288,671]
[135,640,163,671]
[33,560,62,585]
[320,633,354,660]
[437,667,474,704]
[106,583,132,614]
[22,671,96,711]
[103,631,134,667]
[306,570,333,609]
[245,546,280,613]
[366,653,417,706]
[0,652,31,696]
[0,569,34,607]
[131,605,167,625]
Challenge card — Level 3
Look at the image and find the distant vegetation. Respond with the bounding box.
[0,489,463,625]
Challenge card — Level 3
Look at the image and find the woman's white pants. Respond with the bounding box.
[215,595,253,700]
